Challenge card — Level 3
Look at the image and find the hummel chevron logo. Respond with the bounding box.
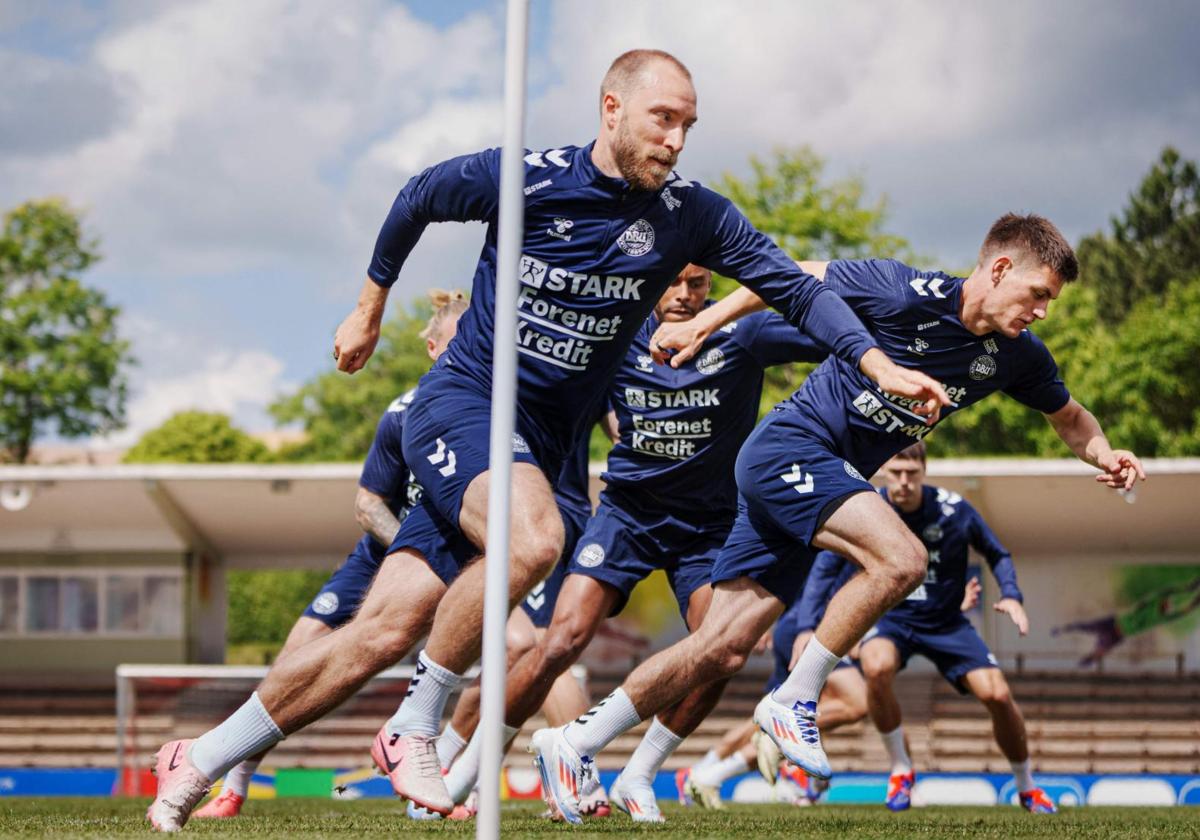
[426,438,457,477]
[909,276,946,298]
[524,149,570,168]
[781,464,815,495]
[526,582,546,611]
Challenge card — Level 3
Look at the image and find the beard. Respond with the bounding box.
[612,117,676,192]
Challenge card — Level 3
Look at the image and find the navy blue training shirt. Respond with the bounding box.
[783,259,1071,477]
[356,389,419,563]
[367,143,878,460]
[603,305,825,516]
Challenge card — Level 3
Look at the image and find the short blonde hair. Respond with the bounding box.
[419,288,468,340]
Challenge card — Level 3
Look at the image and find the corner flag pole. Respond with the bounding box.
[478,0,529,837]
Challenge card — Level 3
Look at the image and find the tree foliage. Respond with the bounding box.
[270,301,435,461]
[0,199,131,462]
[1076,147,1200,323]
[714,147,913,409]
[123,411,273,464]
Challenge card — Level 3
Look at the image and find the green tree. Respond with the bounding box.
[0,199,131,462]
[713,147,913,410]
[123,411,273,463]
[270,301,435,461]
[1077,146,1200,323]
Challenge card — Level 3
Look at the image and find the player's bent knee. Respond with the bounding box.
[540,622,591,673]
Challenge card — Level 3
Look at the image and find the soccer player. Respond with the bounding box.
[189,290,466,820]
[149,48,940,831]
[504,262,825,824]
[852,442,1056,813]
[531,213,1146,823]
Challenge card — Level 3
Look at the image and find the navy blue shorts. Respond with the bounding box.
[712,409,872,604]
[567,490,726,622]
[387,497,480,586]
[302,538,384,628]
[862,614,998,694]
[520,504,588,628]
[400,373,560,532]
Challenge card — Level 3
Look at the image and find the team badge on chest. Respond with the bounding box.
[969,354,997,380]
[617,219,655,256]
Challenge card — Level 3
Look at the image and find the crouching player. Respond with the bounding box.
[855,443,1057,813]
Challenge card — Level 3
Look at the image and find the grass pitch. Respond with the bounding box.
[1,798,1196,839]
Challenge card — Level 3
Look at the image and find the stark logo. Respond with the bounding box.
[617,219,655,257]
[625,387,647,408]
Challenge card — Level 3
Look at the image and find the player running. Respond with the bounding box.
[531,213,1145,823]
[853,443,1057,813]
[148,48,939,830]
[186,290,466,821]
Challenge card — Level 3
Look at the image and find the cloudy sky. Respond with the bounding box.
[2,0,1197,445]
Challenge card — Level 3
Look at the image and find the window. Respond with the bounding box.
[0,568,182,638]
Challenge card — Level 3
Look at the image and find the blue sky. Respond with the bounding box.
[2,0,1197,446]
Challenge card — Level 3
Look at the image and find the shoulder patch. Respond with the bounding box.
[524,148,571,169]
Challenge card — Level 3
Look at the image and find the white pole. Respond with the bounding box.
[477,0,529,837]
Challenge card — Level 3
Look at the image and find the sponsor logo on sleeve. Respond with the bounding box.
[617,219,655,257]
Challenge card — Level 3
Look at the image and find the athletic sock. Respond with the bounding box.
[222,758,260,799]
[1011,759,1035,792]
[445,723,518,804]
[563,688,642,757]
[692,751,749,787]
[880,725,913,774]
[692,748,721,774]
[771,635,840,707]
[190,692,284,781]
[623,717,683,784]
[437,724,468,771]
[387,650,464,738]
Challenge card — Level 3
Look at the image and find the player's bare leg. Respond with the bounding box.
[961,667,1052,811]
[859,636,916,809]
[194,617,333,819]
[614,585,729,822]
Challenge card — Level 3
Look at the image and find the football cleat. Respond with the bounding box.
[753,694,831,780]
[579,784,612,818]
[610,770,664,823]
[146,739,212,832]
[1019,787,1058,814]
[780,761,829,805]
[753,729,783,786]
[528,726,596,825]
[406,800,444,821]
[683,770,724,810]
[448,788,478,820]
[674,768,694,806]
[370,724,453,815]
[886,769,915,811]
[192,789,245,819]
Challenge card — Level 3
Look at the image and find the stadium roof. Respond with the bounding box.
[0,459,1197,565]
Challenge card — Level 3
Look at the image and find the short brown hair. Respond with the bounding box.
[600,49,692,111]
[894,441,927,463]
[980,213,1078,282]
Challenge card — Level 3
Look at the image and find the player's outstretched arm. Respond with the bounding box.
[650,285,768,366]
[355,487,401,548]
[1045,398,1146,490]
[334,277,389,373]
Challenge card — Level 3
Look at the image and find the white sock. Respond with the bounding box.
[387,650,464,737]
[445,723,518,804]
[563,688,642,757]
[190,692,284,781]
[1011,759,1035,792]
[692,748,721,773]
[222,758,260,799]
[880,725,912,774]
[772,635,840,707]
[692,751,749,787]
[437,724,467,771]
[623,717,683,784]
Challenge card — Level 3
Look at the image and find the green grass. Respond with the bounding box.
[0,799,1196,839]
